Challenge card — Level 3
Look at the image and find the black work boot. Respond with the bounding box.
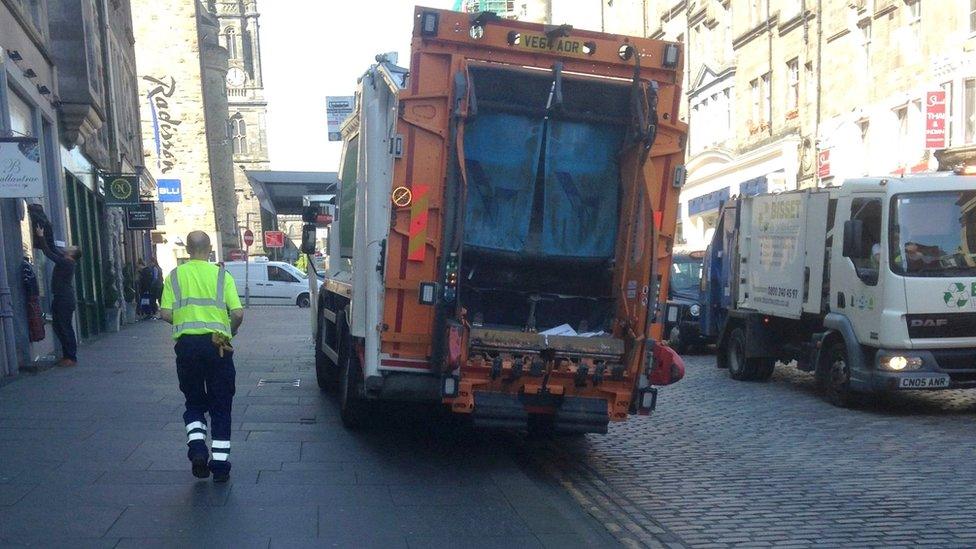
[191,456,210,479]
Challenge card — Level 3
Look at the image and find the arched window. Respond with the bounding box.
[224,27,238,59]
[229,114,247,155]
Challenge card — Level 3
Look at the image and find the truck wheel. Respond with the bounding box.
[338,313,369,429]
[821,342,856,408]
[314,320,338,392]
[726,327,755,380]
[668,326,688,355]
[753,359,775,381]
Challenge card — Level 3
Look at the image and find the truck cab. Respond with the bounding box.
[828,173,976,396]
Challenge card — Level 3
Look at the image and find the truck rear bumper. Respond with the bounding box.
[471,391,609,434]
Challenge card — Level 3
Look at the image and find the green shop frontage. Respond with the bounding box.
[61,147,156,340]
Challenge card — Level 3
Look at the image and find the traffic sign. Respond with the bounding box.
[264,230,285,248]
[243,229,254,247]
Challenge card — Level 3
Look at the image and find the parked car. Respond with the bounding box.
[664,250,712,353]
[223,260,312,308]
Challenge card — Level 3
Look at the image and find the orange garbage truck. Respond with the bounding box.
[307,7,688,432]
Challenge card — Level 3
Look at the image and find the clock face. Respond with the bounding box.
[226,68,246,88]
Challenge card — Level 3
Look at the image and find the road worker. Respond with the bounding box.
[159,232,244,482]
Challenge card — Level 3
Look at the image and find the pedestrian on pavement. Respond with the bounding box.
[33,226,81,367]
[159,231,244,483]
[139,257,163,319]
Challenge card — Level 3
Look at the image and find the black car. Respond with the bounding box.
[664,250,711,354]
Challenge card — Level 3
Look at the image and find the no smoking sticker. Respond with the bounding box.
[392,186,412,207]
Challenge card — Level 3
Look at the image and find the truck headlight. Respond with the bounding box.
[689,304,701,317]
[879,355,923,371]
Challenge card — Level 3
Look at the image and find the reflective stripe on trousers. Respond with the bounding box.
[211,439,230,461]
[186,420,207,443]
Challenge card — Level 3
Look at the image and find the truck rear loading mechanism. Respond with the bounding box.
[308,7,688,433]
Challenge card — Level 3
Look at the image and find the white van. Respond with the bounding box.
[223,260,312,308]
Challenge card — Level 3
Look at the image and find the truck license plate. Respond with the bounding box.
[897,375,950,389]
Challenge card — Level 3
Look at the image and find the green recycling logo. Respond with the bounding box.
[943,282,969,308]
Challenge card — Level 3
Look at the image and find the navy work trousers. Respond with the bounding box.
[51,298,77,361]
[175,334,236,473]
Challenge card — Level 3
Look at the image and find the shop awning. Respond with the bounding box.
[739,175,768,197]
[245,170,339,215]
[688,186,730,216]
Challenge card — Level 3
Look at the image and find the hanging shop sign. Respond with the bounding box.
[125,202,157,230]
[104,174,140,205]
[0,137,43,198]
[818,149,831,179]
[925,91,947,150]
[157,178,182,202]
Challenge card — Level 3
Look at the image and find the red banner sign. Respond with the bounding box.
[925,90,947,149]
[818,149,831,178]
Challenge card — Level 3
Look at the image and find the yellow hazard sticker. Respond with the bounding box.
[391,186,412,207]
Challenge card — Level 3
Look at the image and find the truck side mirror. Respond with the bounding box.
[842,219,867,259]
[300,224,317,255]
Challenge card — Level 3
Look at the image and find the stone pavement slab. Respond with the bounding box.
[0,307,620,547]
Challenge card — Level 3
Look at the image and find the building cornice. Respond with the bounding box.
[732,14,779,51]
[687,134,801,185]
[826,28,850,44]
[777,10,814,37]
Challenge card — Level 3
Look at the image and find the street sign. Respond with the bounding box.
[0,137,43,198]
[125,202,157,230]
[264,230,285,248]
[157,178,182,202]
[327,96,354,141]
[104,174,140,205]
[925,90,947,149]
[243,229,254,247]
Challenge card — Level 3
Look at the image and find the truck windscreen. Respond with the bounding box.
[889,191,976,277]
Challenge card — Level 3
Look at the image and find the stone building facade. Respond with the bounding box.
[216,0,270,251]
[492,0,976,251]
[2,0,149,373]
[132,0,239,272]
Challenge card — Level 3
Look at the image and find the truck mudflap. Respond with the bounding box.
[471,391,609,434]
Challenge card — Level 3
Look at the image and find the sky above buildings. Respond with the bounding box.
[262,0,455,172]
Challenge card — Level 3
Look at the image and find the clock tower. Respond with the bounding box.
[216,0,269,247]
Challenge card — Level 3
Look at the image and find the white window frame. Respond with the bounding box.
[786,58,799,112]
[761,72,771,126]
[965,78,976,145]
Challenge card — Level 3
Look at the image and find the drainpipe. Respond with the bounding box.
[0,209,19,376]
[815,0,823,188]
[0,63,21,376]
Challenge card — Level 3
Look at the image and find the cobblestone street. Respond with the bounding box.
[540,350,976,548]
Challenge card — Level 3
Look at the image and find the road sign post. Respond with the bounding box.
[243,228,254,309]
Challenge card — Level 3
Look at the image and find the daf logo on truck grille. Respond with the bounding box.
[910,318,948,328]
